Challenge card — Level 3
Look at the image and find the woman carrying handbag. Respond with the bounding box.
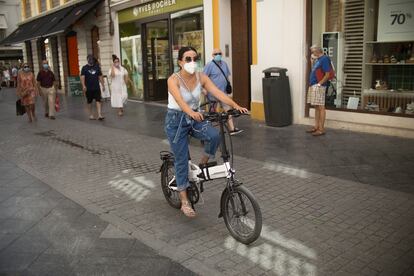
[17,63,39,122]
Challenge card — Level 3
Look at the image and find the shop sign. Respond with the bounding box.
[322,32,339,71]
[377,0,414,42]
[68,76,83,96]
[119,0,203,23]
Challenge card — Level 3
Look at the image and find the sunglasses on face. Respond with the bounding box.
[184,56,199,63]
[24,66,29,68]
[213,53,222,56]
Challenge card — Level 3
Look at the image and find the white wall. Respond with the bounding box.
[218,0,232,83]
[203,1,213,65]
[1,0,21,36]
[312,0,325,46]
[202,0,232,82]
[251,0,307,123]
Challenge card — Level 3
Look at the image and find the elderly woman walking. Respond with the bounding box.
[17,63,38,122]
[108,55,129,116]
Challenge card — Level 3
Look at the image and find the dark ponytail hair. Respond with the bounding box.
[112,54,119,63]
[177,46,197,69]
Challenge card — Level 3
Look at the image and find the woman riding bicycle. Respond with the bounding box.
[165,46,248,218]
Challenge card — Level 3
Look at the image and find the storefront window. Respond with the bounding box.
[117,1,204,101]
[311,0,414,117]
[171,7,204,72]
[120,22,144,100]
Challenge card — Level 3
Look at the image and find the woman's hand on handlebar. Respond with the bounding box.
[233,105,249,114]
[189,110,204,122]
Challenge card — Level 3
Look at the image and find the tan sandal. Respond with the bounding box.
[312,130,325,136]
[181,201,196,218]
[306,127,318,133]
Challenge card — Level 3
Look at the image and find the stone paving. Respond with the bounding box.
[0,88,414,275]
[0,156,194,275]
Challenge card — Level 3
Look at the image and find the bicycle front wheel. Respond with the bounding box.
[222,185,262,244]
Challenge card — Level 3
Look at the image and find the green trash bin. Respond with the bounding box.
[262,67,292,127]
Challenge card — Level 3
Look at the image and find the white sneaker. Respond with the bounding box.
[229,128,243,136]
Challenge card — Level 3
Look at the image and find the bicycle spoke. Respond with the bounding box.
[226,191,256,237]
[161,163,181,209]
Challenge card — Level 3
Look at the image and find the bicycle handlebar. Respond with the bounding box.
[201,109,249,122]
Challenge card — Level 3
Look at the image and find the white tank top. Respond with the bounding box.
[168,73,201,111]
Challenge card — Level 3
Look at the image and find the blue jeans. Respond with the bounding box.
[164,109,220,191]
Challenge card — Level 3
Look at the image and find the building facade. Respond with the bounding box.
[3,0,413,137]
[2,0,112,93]
[247,0,414,137]
[109,0,414,136]
[0,0,23,64]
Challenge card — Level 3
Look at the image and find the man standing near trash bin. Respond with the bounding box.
[37,60,57,120]
[203,48,242,135]
[307,45,330,136]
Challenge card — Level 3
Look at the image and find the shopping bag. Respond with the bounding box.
[16,99,26,116]
[101,86,110,98]
[101,78,111,99]
[55,94,60,112]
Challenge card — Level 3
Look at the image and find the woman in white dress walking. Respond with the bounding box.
[109,55,129,116]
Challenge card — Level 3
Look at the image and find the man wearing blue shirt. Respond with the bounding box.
[81,55,106,120]
[307,45,330,136]
[203,48,242,135]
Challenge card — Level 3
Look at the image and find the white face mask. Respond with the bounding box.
[183,61,197,75]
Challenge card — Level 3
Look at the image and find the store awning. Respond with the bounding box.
[0,10,69,45]
[29,7,74,39]
[45,0,102,36]
[0,21,35,45]
[0,0,101,45]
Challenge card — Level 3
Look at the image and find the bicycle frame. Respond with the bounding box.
[160,108,245,190]
[160,109,262,244]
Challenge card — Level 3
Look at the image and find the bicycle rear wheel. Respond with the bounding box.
[160,161,181,209]
[222,185,262,244]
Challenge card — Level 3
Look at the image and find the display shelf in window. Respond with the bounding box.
[363,41,414,109]
[365,63,414,66]
[362,89,414,115]
[366,41,414,44]
[364,41,414,65]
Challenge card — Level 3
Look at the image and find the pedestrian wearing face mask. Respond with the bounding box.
[80,54,105,120]
[203,49,242,135]
[165,46,248,218]
[108,54,129,116]
[17,63,39,122]
[37,60,57,119]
